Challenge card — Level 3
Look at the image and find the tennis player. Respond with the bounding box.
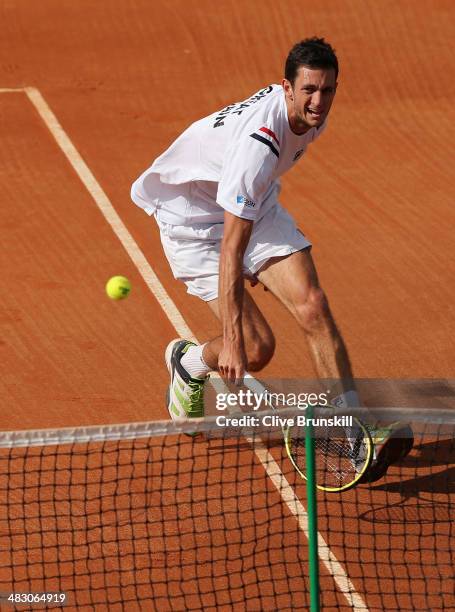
[131,38,413,482]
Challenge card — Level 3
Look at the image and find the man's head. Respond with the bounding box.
[282,37,338,134]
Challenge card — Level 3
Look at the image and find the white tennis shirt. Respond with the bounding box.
[131,84,327,225]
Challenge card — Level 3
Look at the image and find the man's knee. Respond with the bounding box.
[294,286,332,333]
[246,331,276,371]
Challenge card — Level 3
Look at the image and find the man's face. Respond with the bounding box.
[283,65,337,134]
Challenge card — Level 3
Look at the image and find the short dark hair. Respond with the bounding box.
[285,37,338,85]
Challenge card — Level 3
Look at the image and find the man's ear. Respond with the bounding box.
[282,78,293,100]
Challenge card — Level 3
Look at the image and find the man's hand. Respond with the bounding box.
[218,340,247,385]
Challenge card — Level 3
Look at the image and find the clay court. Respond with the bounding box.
[0,1,454,610]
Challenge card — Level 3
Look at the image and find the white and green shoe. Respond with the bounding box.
[165,339,207,422]
[359,421,414,483]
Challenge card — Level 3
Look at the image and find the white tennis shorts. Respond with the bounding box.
[155,191,311,302]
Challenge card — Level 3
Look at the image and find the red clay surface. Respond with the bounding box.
[1,1,454,610]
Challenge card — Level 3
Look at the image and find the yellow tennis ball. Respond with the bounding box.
[105,276,131,300]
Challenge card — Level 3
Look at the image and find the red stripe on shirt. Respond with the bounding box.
[259,127,280,146]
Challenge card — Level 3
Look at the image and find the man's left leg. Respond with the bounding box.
[257,248,354,391]
[256,248,413,481]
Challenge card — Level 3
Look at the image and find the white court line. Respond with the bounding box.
[24,87,195,343]
[3,86,369,611]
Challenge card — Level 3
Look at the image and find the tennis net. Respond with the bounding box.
[0,407,454,611]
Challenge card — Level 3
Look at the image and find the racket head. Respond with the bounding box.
[284,414,373,492]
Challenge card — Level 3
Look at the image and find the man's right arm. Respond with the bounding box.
[218,210,253,383]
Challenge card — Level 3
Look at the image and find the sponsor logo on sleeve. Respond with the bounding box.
[236,195,256,208]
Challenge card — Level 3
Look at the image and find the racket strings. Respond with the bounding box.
[288,422,371,490]
[317,437,358,484]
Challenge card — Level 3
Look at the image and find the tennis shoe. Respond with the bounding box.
[165,339,207,422]
[359,421,414,483]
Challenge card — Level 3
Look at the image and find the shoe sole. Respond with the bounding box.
[165,338,183,420]
[360,426,414,483]
[165,338,182,375]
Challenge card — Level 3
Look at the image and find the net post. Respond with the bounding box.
[305,405,320,612]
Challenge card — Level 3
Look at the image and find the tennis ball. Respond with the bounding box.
[105,276,131,300]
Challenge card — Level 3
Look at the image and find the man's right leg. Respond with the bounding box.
[201,290,276,373]
[166,289,276,421]
[155,204,274,419]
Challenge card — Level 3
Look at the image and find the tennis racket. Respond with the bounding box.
[283,409,373,492]
[243,375,373,493]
